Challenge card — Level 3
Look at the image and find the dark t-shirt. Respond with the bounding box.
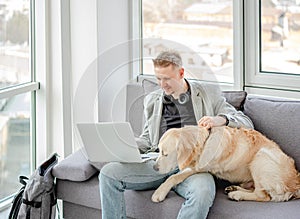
[160,92,197,138]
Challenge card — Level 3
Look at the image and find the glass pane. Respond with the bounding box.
[261,0,300,74]
[142,0,234,83]
[0,92,31,201]
[0,1,31,89]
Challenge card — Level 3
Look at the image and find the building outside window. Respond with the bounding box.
[142,0,234,84]
[0,0,38,206]
[260,0,300,75]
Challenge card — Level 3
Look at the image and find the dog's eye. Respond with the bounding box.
[162,152,168,157]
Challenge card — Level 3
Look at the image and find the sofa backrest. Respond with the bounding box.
[244,95,300,170]
[126,82,146,137]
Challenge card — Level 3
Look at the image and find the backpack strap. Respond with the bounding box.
[50,190,57,206]
[22,199,42,208]
[19,176,29,186]
[8,186,25,219]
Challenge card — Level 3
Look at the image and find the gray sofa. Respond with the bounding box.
[52,80,300,219]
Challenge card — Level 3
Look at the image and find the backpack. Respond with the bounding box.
[8,153,59,219]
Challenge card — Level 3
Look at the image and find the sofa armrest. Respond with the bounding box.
[52,149,99,182]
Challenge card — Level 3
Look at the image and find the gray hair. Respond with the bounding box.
[152,50,182,67]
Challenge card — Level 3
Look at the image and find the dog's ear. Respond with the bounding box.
[176,127,209,170]
[176,130,197,170]
[177,143,196,170]
[177,149,195,170]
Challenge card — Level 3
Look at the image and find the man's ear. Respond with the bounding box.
[176,142,196,170]
[179,67,184,78]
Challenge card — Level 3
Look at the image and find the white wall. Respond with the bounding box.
[97,0,131,122]
[71,0,132,152]
[70,0,98,152]
[36,1,133,162]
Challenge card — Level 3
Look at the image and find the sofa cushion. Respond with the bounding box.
[52,149,98,181]
[208,188,300,219]
[221,91,247,111]
[243,95,300,169]
[126,82,146,137]
[56,175,101,209]
[57,176,300,219]
[56,175,184,219]
[125,190,183,219]
[142,78,160,93]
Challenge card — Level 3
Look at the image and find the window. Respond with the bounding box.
[138,0,300,96]
[141,0,235,84]
[0,0,38,205]
[245,0,300,95]
[260,0,300,75]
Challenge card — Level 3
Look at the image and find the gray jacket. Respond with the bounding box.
[137,80,254,153]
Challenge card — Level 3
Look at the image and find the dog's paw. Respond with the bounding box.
[224,185,238,194]
[227,191,243,201]
[151,188,168,203]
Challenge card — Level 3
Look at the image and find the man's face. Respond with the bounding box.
[154,65,184,96]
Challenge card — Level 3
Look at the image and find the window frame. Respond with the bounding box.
[132,0,245,91]
[133,0,300,97]
[0,0,39,209]
[244,0,300,95]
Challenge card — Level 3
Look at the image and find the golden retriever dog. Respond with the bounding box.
[151,126,300,203]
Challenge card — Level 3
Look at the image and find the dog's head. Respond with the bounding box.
[153,126,210,174]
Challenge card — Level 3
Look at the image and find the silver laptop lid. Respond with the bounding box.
[76,122,143,163]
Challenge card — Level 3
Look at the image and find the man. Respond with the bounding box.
[99,50,253,219]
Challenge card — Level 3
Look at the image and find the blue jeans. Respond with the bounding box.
[99,160,215,219]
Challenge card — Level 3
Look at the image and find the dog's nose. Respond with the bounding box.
[153,164,159,171]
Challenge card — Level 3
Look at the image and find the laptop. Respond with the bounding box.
[76,122,158,163]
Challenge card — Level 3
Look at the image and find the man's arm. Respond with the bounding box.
[135,92,157,153]
[195,82,254,129]
[198,115,228,128]
[214,97,254,129]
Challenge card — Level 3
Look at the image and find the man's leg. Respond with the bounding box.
[99,160,177,219]
[174,173,215,219]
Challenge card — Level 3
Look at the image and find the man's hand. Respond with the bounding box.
[198,116,227,129]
